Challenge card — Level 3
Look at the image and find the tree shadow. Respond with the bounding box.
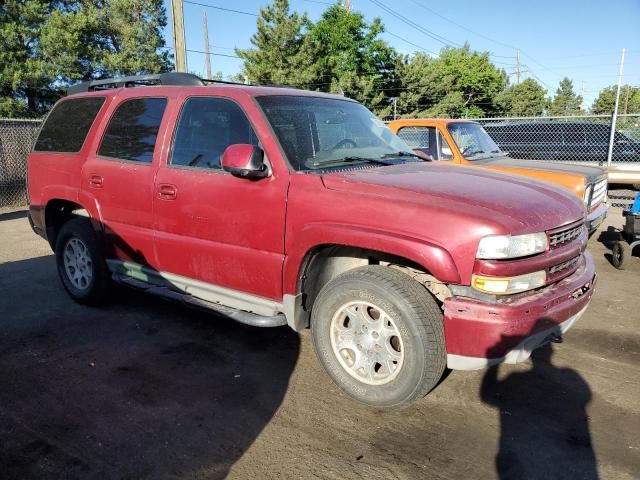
[480,326,598,480]
[0,251,299,479]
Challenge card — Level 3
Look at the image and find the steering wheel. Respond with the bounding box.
[331,138,357,151]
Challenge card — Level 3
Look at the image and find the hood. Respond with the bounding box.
[473,156,607,184]
[320,162,585,234]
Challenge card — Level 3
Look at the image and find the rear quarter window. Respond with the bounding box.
[34,97,106,153]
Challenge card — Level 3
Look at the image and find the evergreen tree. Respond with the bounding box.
[235,0,313,86]
[549,77,582,115]
[0,0,172,117]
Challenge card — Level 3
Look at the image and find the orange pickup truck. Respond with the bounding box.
[389,118,609,233]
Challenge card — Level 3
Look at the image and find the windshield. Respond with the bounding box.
[447,122,504,160]
[256,95,418,171]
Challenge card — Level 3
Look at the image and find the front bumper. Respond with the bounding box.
[443,251,596,370]
[586,202,608,233]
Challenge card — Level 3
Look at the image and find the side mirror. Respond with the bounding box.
[221,144,269,179]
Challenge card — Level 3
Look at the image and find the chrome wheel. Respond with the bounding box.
[330,300,405,385]
[63,238,93,290]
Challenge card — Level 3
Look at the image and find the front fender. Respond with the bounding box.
[282,222,461,295]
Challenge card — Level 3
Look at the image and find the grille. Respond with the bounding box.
[549,224,584,247]
[549,256,580,274]
[589,178,607,210]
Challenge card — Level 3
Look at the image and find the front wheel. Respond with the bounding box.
[311,266,446,409]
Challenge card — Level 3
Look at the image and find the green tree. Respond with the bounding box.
[0,0,171,118]
[235,0,314,86]
[591,85,640,114]
[548,77,583,115]
[496,78,547,116]
[396,45,507,118]
[301,5,398,115]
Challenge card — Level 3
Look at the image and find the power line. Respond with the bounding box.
[367,0,462,48]
[384,31,437,56]
[407,0,515,50]
[183,1,258,17]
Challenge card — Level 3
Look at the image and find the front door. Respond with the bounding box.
[152,96,288,302]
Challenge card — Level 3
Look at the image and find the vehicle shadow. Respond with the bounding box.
[0,253,300,480]
[0,209,27,222]
[480,326,599,480]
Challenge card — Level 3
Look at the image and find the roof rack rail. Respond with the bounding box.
[66,72,205,95]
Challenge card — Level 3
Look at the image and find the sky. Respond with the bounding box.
[162,0,640,110]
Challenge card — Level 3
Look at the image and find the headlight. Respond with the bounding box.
[476,232,548,259]
[472,271,546,295]
[583,184,592,206]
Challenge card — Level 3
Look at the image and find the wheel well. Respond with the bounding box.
[44,200,89,249]
[299,245,451,318]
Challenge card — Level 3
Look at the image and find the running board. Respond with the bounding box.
[113,275,287,328]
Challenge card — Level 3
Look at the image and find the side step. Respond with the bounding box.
[114,275,287,328]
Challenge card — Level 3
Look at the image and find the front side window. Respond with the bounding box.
[34,97,106,153]
[98,98,167,163]
[171,97,258,170]
[257,95,416,171]
[448,122,503,161]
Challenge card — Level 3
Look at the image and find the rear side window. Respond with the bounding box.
[98,98,167,163]
[34,97,106,153]
[397,126,431,149]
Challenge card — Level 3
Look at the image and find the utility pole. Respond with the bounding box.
[515,49,521,84]
[203,11,212,80]
[344,0,351,14]
[623,86,630,115]
[393,97,397,120]
[581,81,586,110]
[606,48,625,166]
[171,0,187,72]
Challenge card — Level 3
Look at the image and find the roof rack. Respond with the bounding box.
[66,72,300,95]
[67,72,207,95]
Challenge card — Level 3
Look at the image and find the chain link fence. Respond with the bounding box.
[0,119,42,208]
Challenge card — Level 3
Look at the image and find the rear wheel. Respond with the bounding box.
[611,241,627,270]
[311,266,446,409]
[55,217,110,304]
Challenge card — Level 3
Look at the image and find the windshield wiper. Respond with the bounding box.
[464,149,485,157]
[380,151,421,159]
[311,156,393,168]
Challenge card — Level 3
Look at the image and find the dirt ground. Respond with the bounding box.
[0,208,638,480]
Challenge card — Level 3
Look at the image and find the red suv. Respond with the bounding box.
[28,73,596,408]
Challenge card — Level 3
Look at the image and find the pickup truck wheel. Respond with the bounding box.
[55,217,110,304]
[311,266,446,408]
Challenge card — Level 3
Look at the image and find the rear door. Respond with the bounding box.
[81,95,168,265]
[152,95,288,301]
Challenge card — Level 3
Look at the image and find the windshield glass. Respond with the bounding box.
[447,122,503,160]
[256,95,417,171]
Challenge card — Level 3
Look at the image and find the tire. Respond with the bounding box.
[311,265,446,409]
[611,241,627,270]
[55,217,110,304]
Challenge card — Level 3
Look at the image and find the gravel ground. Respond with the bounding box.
[0,208,638,480]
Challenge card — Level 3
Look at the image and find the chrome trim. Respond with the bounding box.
[106,260,284,317]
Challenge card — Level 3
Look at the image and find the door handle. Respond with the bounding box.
[157,183,177,200]
[89,175,103,188]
